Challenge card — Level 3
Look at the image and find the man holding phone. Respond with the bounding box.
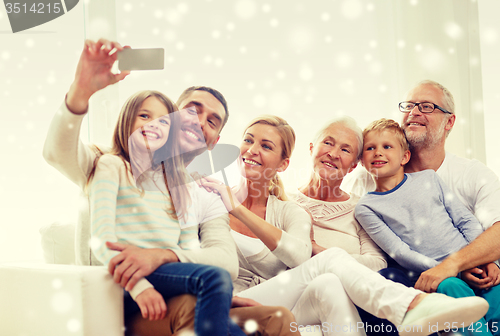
[43,38,298,336]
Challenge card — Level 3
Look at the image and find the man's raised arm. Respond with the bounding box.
[43,39,129,187]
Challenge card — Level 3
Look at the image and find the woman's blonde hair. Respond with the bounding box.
[244,115,295,201]
[88,90,190,221]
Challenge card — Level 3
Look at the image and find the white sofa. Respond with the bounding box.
[0,262,123,336]
[0,222,124,336]
[0,222,322,336]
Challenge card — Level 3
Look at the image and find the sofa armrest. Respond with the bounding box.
[0,263,124,336]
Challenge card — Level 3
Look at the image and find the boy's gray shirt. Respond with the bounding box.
[354,169,483,273]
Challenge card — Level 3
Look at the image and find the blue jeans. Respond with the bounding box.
[124,263,245,336]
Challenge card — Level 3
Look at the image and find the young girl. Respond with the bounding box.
[87,90,243,336]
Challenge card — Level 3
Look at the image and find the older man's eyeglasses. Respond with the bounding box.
[399,101,452,114]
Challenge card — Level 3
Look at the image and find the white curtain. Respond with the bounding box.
[85,0,491,188]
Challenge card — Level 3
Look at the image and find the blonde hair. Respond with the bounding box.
[244,115,295,201]
[87,90,190,221]
[363,118,409,152]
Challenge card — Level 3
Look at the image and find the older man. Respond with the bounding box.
[343,80,500,336]
[401,81,500,293]
[43,39,298,336]
[342,80,500,293]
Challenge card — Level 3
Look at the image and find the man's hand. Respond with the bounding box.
[415,261,460,293]
[107,242,179,291]
[231,296,262,308]
[66,38,130,114]
[135,288,167,321]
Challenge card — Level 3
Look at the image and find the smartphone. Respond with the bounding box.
[117,48,164,71]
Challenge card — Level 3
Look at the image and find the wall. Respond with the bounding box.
[0,4,85,263]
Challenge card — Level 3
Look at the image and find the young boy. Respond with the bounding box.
[354,118,500,335]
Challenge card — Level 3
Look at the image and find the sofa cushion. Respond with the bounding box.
[40,222,76,264]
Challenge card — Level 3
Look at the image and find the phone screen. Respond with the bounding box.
[117,48,164,71]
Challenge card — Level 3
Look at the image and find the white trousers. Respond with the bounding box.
[238,247,421,336]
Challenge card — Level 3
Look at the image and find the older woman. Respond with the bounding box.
[291,117,387,271]
[199,115,487,336]
[288,117,388,334]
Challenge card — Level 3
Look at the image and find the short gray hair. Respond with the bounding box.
[413,80,455,114]
[409,80,456,137]
[312,116,363,162]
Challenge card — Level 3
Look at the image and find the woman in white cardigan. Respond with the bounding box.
[197,115,313,293]
[197,115,488,336]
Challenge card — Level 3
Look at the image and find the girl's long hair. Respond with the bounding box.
[87,90,190,221]
[244,115,295,201]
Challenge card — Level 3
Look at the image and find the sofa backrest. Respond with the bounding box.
[39,221,76,264]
